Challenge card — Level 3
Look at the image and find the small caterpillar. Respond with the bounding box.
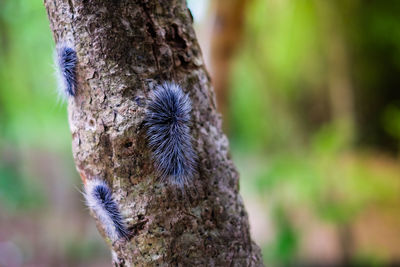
[84,179,129,241]
[145,82,197,186]
[55,45,77,97]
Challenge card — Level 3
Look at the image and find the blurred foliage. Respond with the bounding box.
[230,0,400,265]
[0,1,46,208]
[0,161,45,212]
[262,207,299,265]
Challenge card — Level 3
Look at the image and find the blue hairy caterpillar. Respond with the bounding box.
[84,179,129,241]
[55,44,77,97]
[145,82,197,187]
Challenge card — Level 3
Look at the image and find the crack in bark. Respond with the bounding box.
[140,3,161,72]
[67,0,76,37]
[127,219,149,238]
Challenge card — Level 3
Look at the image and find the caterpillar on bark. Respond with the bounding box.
[83,179,129,241]
[55,44,77,97]
[145,82,197,187]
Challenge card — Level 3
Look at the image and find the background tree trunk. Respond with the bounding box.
[209,0,249,132]
[44,0,262,265]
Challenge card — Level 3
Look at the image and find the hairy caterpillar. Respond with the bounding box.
[84,179,129,241]
[55,45,77,97]
[145,82,197,186]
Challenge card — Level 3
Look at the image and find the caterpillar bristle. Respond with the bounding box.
[84,179,129,241]
[145,82,197,187]
[55,45,77,97]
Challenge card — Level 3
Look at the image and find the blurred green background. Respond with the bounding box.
[1,0,400,266]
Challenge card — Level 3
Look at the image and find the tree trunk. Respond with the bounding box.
[315,0,355,144]
[209,0,249,132]
[44,0,263,266]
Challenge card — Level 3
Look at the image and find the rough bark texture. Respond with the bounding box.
[44,0,263,266]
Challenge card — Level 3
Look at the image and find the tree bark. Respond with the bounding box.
[44,0,262,266]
